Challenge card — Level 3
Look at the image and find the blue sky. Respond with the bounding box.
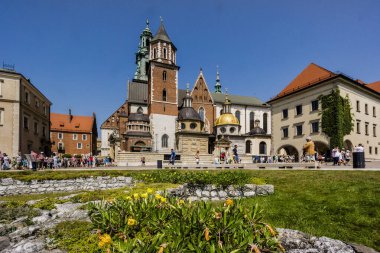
[1,0,380,130]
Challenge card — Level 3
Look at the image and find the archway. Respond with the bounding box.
[259,141,267,155]
[245,140,252,154]
[134,141,146,147]
[344,140,353,151]
[277,145,299,162]
[314,141,329,155]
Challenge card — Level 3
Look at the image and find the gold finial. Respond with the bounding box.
[186,83,190,91]
[146,18,149,27]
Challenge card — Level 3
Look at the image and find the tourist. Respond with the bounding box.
[195,150,200,165]
[2,153,10,170]
[232,144,239,164]
[170,149,176,165]
[302,136,315,163]
[140,156,145,166]
[345,149,351,165]
[356,144,364,152]
[332,147,340,165]
[16,153,23,170]
[31,150,38,171]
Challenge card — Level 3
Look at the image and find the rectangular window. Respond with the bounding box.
[34,122,38,134]
[58,132,63,139]
[24,117,29,129]
[296,124,303,136]
[42,126,46,137]
[282,109,288,119]
[82,134,87,140]
[369,146,372,154]
[374,124,377,137]
[58,142,64,150]
[0,79,3,97]
[296,105,302,115]
[43,105,47,115]
[77,143,82,149]
[356,120,361,134]
[282,127,289,138]
[73,134,78,140]
[25,91,29,104]
[311,121,319,133]
[35,97,40,108]
[365,122,369,135]
[374,107,376,117]
[365,104,368,115]
[0,108,4,125]
[311,100,318,111]
[375,147,378,155]
[356,101,360,112]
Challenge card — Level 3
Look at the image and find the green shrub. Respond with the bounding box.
[62,154,72,158]
[49,221,100,253]
[88,193,282,252]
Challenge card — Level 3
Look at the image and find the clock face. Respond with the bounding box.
[220,127,226,133]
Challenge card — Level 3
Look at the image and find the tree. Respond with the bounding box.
[319,89,354,149]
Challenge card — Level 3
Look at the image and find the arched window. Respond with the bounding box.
[199,107,205,121]
[163,71,167,81]
[250,112,255,130]
[259,142,267,155]
[263,113,268,133]
[245,140,252,154]
[220,109,223,115]
[162,89,167,101]
[153,48,157,59]
[235,110,240,123]
[163,48,167,59]
[162,134,168,148]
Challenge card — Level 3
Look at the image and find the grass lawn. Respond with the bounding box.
[242,170,380,250]
[1,169,379,250]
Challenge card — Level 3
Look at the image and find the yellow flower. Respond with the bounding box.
[141,193,148,198]
[225,199,234,206]
[147,188,154,194]
[125,196,132,201]
[178,199,185,205]
[98,233,112,248]
[214,212,222,220]
[127,218,137,226]
[204,227,210,241]
[133,193,140,199]
[160,197,167,203]
[155,194,162,200]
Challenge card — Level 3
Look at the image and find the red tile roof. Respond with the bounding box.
[273,63,336,100]
[51,113,95,133]
[367,81,380,93]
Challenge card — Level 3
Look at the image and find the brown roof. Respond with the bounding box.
[51,113,95,133]
[101,101,128,129]
[367,81,380,93]
[273,63,336,100]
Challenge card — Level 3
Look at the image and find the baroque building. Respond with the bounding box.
[101,20,271,162]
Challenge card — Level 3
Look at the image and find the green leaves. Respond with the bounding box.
[89,195,281,252]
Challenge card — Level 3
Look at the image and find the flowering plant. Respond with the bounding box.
[88,192,282,252]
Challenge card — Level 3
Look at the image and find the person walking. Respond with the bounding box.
[2,153,10,170]
[170,149,176,165]
[332,147,340,165]
[195,150,200,165]
[302,136,315,163]
[232,145,239,164]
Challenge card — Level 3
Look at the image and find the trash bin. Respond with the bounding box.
[157,160,162,169]
[352,152,365,168]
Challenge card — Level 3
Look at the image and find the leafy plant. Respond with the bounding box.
[88,193,283,252]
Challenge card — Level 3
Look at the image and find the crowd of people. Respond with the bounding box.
[0,150,114,170]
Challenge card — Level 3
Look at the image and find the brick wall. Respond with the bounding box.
[51,131,94,155]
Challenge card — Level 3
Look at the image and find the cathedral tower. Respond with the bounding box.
[148,19,179,151]
[134,19,153,82]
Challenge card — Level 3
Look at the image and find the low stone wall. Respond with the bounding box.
[0,176,134,196]
[165,183,274,201]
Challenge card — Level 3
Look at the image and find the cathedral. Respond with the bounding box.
[100,20,271,161]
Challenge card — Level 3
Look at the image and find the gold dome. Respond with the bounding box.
[215,113,240,126]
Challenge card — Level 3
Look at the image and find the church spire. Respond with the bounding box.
[183,83,193,108]
[134,19,153,81]
[215,65,222,93]
[222,88,231,114]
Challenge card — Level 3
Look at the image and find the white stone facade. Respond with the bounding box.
[150,114,177,152]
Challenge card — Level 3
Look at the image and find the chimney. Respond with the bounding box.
[69,109,73,122]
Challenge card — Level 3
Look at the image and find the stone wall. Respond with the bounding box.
[0,176,133,196]
[165,183,274,201]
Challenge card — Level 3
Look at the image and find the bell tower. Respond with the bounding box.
[148,19,179,152]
